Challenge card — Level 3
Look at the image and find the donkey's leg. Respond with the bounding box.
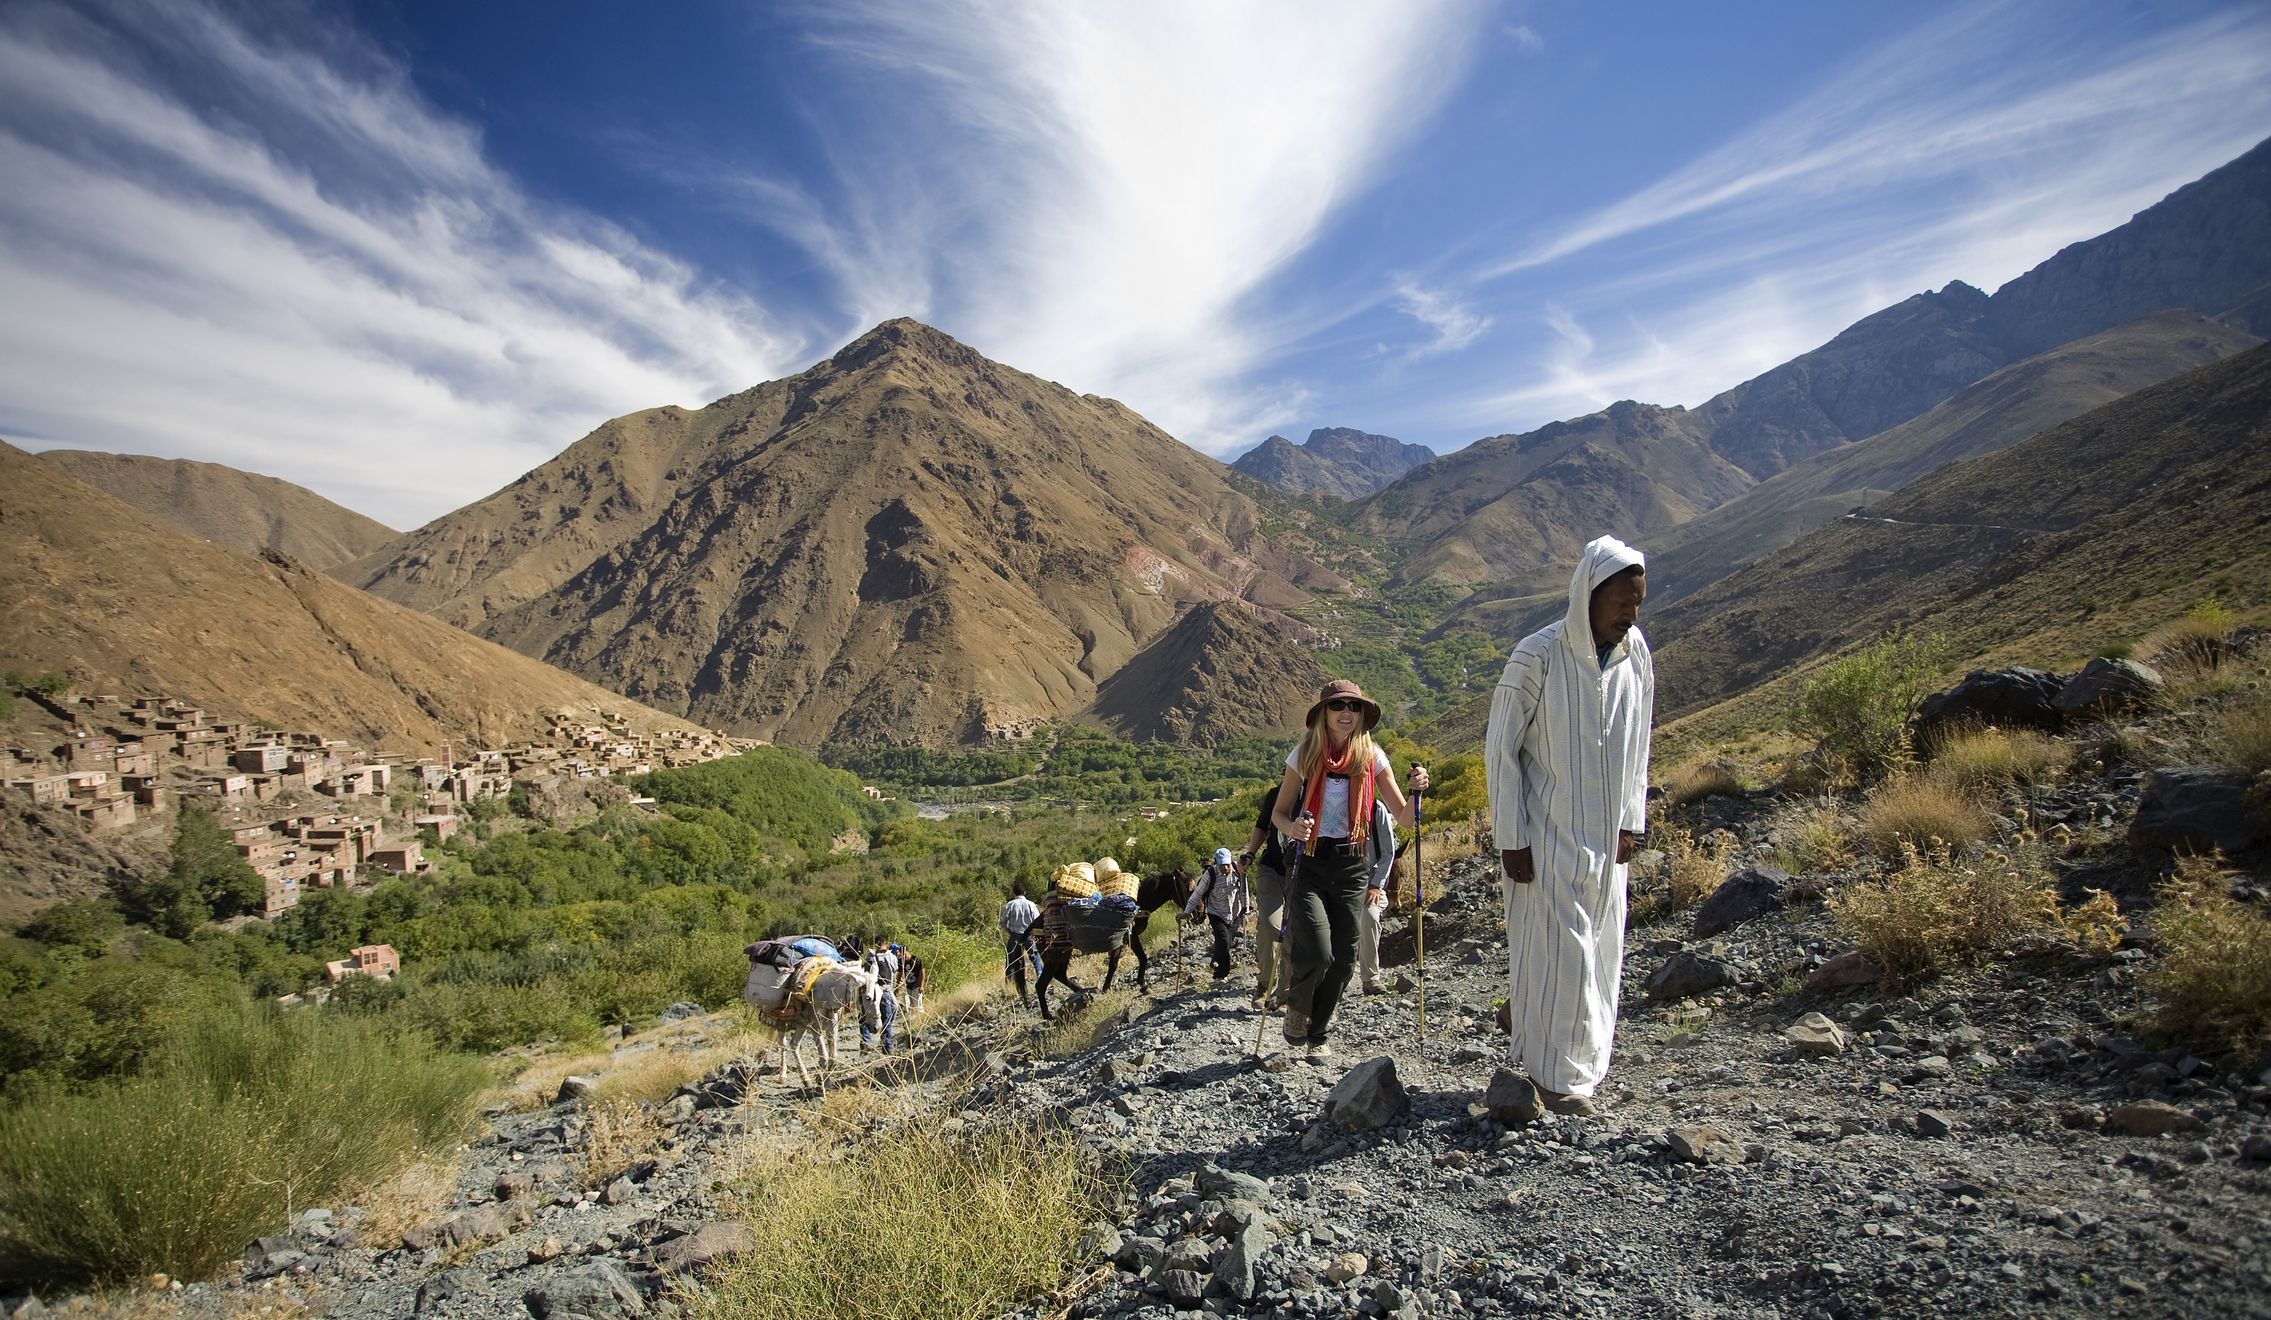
[1101,947,1122,994]
[1131,929,1150,991]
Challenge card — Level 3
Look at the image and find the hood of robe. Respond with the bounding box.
[1561,535,1646,664]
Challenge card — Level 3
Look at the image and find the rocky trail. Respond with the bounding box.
[24,739,2271,1320]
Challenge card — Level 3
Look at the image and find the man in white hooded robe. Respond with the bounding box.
[1485,535,1653,1115]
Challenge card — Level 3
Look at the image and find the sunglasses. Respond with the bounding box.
[1323,698,1367,712]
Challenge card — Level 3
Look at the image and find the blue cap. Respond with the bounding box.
[1213,847,1234,865]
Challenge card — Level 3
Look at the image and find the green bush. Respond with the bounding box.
[0,1004,484,1289]
[1789,632,1945,780]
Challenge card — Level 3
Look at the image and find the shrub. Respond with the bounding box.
[2137,601,2238,678]
[0,1005,484,1289]
[1859,775,1991,859]
[2145,855,2271,1052]
[1662,760,1745,808]
[576,1097,667,1189]
[701,1110,1114,1320]
[1764,801,1853,875]
[2203,686,2271,776]
[1923,727,2065,799]
[1827,839,2062,987]
[1660,824,1731,909]
[1789,632,1945,780]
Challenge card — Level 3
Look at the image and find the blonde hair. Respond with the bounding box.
[1294,708,1378,788]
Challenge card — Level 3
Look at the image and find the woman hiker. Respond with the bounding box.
[1270,678,1426,1060]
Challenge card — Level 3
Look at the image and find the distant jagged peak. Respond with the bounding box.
[1232,424,1437,499]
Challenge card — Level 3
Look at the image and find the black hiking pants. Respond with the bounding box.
[1284,843,1367,1042]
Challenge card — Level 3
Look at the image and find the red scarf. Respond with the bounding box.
[1301,738,1375,845]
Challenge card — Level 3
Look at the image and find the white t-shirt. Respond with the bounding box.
[1285,744,1392,838]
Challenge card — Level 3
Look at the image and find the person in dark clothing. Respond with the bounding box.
[1184,847,1251,981]
[1242,784,1291,1008]
[1270,679,1426,1061]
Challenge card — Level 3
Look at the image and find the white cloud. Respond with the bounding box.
[1506,25,1543,54]
[1392,280,1494,360]
[0,0,810,527]
[1436,1,2271,438]
[772,0,1493,457]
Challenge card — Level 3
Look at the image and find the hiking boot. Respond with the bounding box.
[1539,1089,1597,1117]
[1305,1040,1333,1060]
[1282,1007,1308,1046]
[1361,978,1388,996]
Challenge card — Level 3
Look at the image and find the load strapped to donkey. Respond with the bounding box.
[743,934,847,1029]
[1042,858,1142,953]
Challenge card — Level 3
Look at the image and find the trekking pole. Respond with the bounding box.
[1251,839,1305,1058]
[1412,776,1427,1043]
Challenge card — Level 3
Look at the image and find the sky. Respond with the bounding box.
[3,0,2268,529]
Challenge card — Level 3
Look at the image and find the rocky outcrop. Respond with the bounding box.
[1916,668,2067,738]
[1231,427,1437,499]
[1088,601,1327,745]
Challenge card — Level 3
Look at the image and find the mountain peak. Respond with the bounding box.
[1231,426,1436,499]
[824,317,982,375]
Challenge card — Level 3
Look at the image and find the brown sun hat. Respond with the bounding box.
[1306,678,1381,730]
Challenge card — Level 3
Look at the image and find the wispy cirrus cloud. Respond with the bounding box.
[0,0,808,527]
[1433,1,2271,436]
[745,0,1492,454]
[1392,281,1494,361]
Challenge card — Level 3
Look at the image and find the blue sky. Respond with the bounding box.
[3,0,2268,528]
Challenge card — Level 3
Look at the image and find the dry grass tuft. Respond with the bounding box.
[1827,839,2064,987]
[2202,685,2271,776]
[1661,760,1746,808]
[1646,823,1733,911]
[700,1112,1114,1320]
[1923,727,2065,799]
[575,1098,667,1189]
[1859,774,1992,858]
[494,1046,615,1113]
[352,1151,462,1250]
[2137,604,2237,677]
[1764,800,1854,875]
[2145,854,2271,1052]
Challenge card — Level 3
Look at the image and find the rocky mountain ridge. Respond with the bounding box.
[36,449,398,571]
[1232,428,1439,500]
[0,441,713,754]
[347,320,1335,747]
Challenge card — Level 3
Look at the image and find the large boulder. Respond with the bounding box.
[1484,1067,1544,1126]
[1916,667,2065,738]
[2131,768,2267,854]
[1691,865,1789,937]
[1321,1056,1409,1132]
[1645,951,1739,1002]
[2053,657,2164,717]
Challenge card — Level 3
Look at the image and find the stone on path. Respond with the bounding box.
[1326,1252,1370,1283]
[651,1222,755,1276]
[1484,1067,1544,1126]
[1692,866,1789,937]
[1322,1056,1409,1133]
[1915,1109,1954,1139]
[414,1271,486,1314]
[1197,1164,1271,1204]
[1807,950,1880,989]
[2103,1100,2206,1137]
[1645,951,1738,1002]
[1667,1124,1747,1165]
[1784,1012,1847,1057]
[554,1074,599,1104]
[1159,1269,1207,1307]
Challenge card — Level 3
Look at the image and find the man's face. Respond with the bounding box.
[1589,567,1646,647]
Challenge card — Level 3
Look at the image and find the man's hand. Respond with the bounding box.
[1501,847,1535,885]
[1616,831,1638,865]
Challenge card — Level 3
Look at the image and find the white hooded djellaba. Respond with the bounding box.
[1484,535,1654,1098]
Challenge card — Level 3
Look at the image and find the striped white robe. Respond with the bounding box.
[1486,536,1654,1097]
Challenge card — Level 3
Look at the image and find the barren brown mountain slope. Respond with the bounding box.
[1356,400,1752,594]
[359,320,1326,747]
[1648,341,2271,723]
[1088,601,1327,745]
[39,450,397,570]
[1642,311,2261,607]
[0,441,710,753]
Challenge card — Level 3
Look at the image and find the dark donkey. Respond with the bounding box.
[1035,867,1193,1020]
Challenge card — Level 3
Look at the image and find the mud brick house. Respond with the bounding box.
[365,840,423,874]
[233,744,292,774]
[262,872,300,918]
[323,943,398,984]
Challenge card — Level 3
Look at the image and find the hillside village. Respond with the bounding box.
[3,688,744,920]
